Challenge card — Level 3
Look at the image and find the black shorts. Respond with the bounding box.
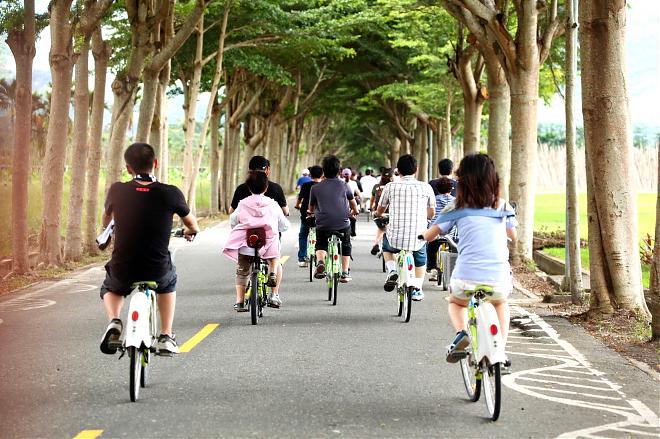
[99,263,178,299]
[315,227,352,257]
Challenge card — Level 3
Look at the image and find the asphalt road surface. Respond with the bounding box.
[0,208,658,438]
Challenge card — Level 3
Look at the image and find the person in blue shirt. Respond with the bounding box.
[421,154,517,365]
[296,169,312,191]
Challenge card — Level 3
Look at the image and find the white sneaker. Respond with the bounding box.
[411,289,425,301]
[298,261,307,268]
[268,293,282,308]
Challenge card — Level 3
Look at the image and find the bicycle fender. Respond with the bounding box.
[474,302,506,365]
[125,291,154,350]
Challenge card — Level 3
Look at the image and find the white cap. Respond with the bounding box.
[302,168,310,175]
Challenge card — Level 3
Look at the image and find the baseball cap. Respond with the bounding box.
[248,155,270,171]
[341,168,351,177]
[302,168,310,175]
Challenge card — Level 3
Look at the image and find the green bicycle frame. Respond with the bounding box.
[325,235,341,287]
[467,297,482,379]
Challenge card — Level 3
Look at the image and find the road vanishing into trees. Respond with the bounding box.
[0,208,658,438]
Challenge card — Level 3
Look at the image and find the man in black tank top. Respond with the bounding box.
[99,143,199,356]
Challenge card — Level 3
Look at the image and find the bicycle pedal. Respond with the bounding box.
[156,350,174,358]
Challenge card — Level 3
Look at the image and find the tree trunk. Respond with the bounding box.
[64,39,91,261]
[209,98,220,214]
[84,29,110,255]
[649,143,660,340]
[463,99,483,155]
[39,0,75,266]
[159,63,171,183]
[486,68,510,200]
[181,15,204,200]
[580,0,648,315]
[564,0,584,302]
[7,0,35,273]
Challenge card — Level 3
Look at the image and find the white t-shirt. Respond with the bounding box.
[360,175,378,199]
[346,179,361,196]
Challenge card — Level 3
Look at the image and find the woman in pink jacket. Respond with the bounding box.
[223,172,290,311]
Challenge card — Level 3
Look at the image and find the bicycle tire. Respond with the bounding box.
[397,288,403,316]
[402,286,412,323]
[332,274,338,306]
[482,362,501,421]
[140,349,149,388]
[381,255,386,273]
[459,351,481,402]
[250,271,258,325]
[308,255,314,282]
[129,346,141,402]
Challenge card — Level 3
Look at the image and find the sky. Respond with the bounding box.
[2,0,659,130]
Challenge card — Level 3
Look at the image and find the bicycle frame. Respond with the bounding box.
[125,285,158,350]
[397,251,422,290]
[326,235,342,282]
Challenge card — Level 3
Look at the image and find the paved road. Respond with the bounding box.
[0,208,658,438]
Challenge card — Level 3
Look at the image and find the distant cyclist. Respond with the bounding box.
[375,155,435,301]
[370,168,393,255]
[99,142,199,356]
[429,158,457,197]
[229,156,288,303]
[360,168,378,212]
[309,156,359,283]
[295,165,323,267]
[296,168,312,191]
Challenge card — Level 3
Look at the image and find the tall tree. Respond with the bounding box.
[650,142,660,340]
[4,0,37,273]
[580,0,647,315]
[563,0,583,303]
[84,28,111,255]
[444,0,563,260]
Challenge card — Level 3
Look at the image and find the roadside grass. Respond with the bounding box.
[535,192,655,240]
[542,246,651,289]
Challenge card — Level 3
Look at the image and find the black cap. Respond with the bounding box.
[248,155,270,171]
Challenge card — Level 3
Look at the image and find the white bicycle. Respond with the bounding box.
[393,250,422,323]
[457,285,506,421]
[119,281,159,402]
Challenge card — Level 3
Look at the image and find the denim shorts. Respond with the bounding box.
[100,263,177,298]
[382,235,427,267]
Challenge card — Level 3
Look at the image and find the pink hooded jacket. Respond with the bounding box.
[222,194,289,262]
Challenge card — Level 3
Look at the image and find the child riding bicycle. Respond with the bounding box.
[223,171,290,311]
[420,153,517,365]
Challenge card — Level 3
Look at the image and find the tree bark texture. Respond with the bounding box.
[649,144,660,340]
[580,0,647,314]
[564,0,584,302]
[210,99,221,214]
[64,40,91,261]
[39,0,75,266]
[486,69,510,200]
[158,62,171,182]
[7,0,36,273]
[84,29,111,255]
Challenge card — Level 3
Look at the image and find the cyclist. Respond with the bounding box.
[99,142,199,356]
[295,165,323,267]
[309,156,359,283]
[429,158,457,197]
[420,153,516,364]
[375,155,435,301]
[223,171,290,311]
[229,156,288,305]
[369,168,393,255]
[360,168,378,213]
[342,168,360,236]
[296,168,312,191]
[426,177,458,282]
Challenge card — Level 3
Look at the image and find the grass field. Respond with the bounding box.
[535,193,656,240]
[543,247,651,289]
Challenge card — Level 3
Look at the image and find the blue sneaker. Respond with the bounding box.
[446,330,470,363]
[411,289,424,301]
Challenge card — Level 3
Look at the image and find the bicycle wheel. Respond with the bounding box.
[308,255,314,282]
[482,362,501,421]
[459,350,481,402]
[381,255,386,273]
[250,271,258,325]
[332,274,338,306]
[129,346,141,402]
[140,349,149,388]
[396,287,403,316]
[402,286,412,323]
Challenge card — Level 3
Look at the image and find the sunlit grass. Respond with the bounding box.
[543,246,651,289]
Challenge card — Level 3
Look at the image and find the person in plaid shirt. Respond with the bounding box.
[374,154,435,301]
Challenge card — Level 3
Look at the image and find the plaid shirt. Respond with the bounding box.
[379,176,435,251]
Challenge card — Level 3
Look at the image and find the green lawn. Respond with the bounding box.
[543,246,651,289]
[535,193,656,240]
